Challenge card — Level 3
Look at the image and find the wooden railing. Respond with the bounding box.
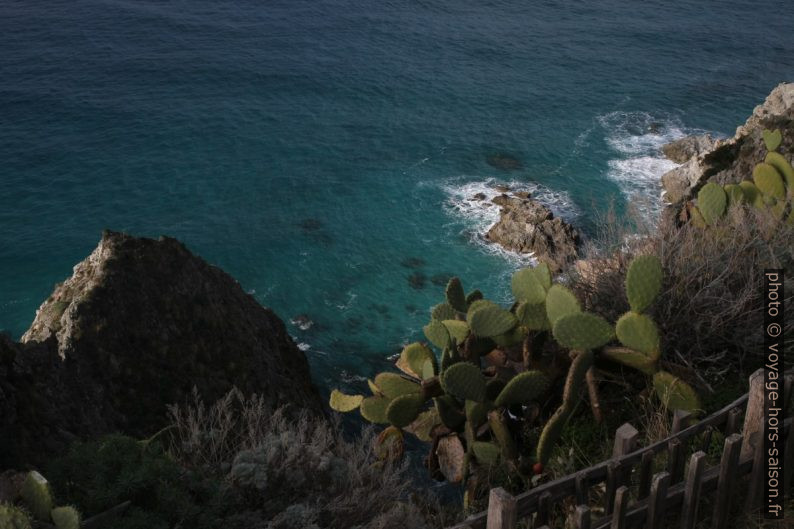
[449,368,794,529]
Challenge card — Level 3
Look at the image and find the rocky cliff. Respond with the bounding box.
[661,82,794,208]
[1,231,323,467]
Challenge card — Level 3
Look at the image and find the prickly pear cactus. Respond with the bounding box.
[552,312,614,350]
[360,396,391,424]
[396,342,437,379]
[738,181,765,209]
[467,302,517,338]
[624,254,662,313]
[697,182,727,225]
[373,372,420,399]
[653,371,701,414]
[545,284,581,325]
[615,312,660,355]
[431,302,457,321]
[441,363,487,402]
[50,507,80,529]
[446,277,468,313]
[723,184,745,206]
[601,346,658,375]
[765,151,794,191]
[471,441,501,466]
[511,267,547,304]
[20,471,53,522]
[329,389,364,412]
[762,128,782,151]
[443,320,470,344]
[494,370,549,407]
[516,301,549,330]
[386,393,426,427]
[424,319,450,349]
[0,504,32,529]
[753,163,786,199]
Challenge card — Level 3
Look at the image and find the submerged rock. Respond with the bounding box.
[3,231,323,466]
[660,83,794,206]
[486,154,522,171]
[485,195,579,272]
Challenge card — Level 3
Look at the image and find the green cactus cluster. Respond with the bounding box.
[0,472,80,529]
[689,129,794,226]
[330,256,702,487]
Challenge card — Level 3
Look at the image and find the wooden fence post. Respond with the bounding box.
[672,410,692,434]
[575,505,591,529]
[486,487,516,529]
[646,471,670,529]
[712,434,742,529]
[680,451,706,529]
[741,368,765,460]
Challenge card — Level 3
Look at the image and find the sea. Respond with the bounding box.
[2,0,793,401]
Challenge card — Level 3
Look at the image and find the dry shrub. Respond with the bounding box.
[167,389,452,529]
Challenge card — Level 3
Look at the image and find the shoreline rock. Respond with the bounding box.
[485,194,579,271]
[2,231,323,466]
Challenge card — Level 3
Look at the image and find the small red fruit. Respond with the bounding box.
[533,462,544,475]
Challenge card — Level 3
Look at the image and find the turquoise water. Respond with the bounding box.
[2,0,793,396]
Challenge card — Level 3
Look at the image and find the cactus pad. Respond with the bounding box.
[723,184,745,206]
[697,182,727,225]
[511,267,547,304]
[445,277,468,313]
[440,362,487,402]
[494,370,549,407]
[436,435,466,483]
[397,342,437,379]
[533,262,553,290]
[431,302,457,321]
[753,163,786,199]
[374,426,405,460]
[423,319,450,350]
[467,303,517,338]
[465,399,490,427]
[738,181,765,209]
[472,442,501,465]
[0,504,32,529]
[552,312,614,351]
[50,507,80,529]
[762,129,782,151]
[488,410,518,461]
[386,393,426,427]
[435,395,465,429]
[442,320,470,344]
[404,409,439,442]
[689,206,707,228]
[536,406,570,465]
[615,312,660,354]
[367,378,381,395]
[465,289,484,306]
[516,301,549,330]
[329,390,364,412]
[625,254,663,313]
[374,373,421,399]
[765,151,794,191]
[601,346,659,375]
[20,471,53,522]
[422,359,435,379]
[360,396,391,424]
[545,284,581,325]
[563,350,593,409]
[652,371,701,414]
[491,326,526,348]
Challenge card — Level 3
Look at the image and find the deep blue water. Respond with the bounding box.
[2,0,793,395]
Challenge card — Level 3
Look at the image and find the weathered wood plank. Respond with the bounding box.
[613,423,639,457]
[575,505,591,529]
[724,407,742,436]
[672,410,692,434]
[712,433,742,529]
[668,437,685,484]
[575,470,589,506]
[486,488,516,529]
[536,491,551,527]
[745,431,765,512]
[604,460,620,515]
[610,486,629,529]
[680,451,706,529]
[646,471,670,529]
[637,450,654,500]
[741,368,765,460]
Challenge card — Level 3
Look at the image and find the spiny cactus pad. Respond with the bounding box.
[435,395,465,429]
[329,390,364,412]
[465,289,484,306]
[50,507,80,529]
[765,152,794,191]
[615,312,660,355]
[374,426,405,460]
[423,319,450,350]
[552,312,614,351]
[440,362,487,402]
[689,206,707,228]
[533,262,553,290]
[397,342,437,379]
[442,320,470,344]
[494,370,549,407]
[723,184,745,206]
[738,181,765,209]
[467,303,517,338]
[491,326,526,348]
[562,350,593,409]
[0,504,32,529]
[753,163,786,199]
[601,346,659,375]
[367,378,381,395]
[488,411,517,460]
[763,128,782,151]
[472,442,501,465]
[545,284,581,325]
[511,267,547,304]
[374,373,421,399]
[445,277,468,313]
[652,371,701,414]
[516,301,549,330]
[697,182,727,225]
[422,359,435,380]
[465,399,490,427]
[625,254,663,313]
[404,409,439,442]
[431,302,457,321]
[386,393,426,427]
[536,406,570,465]
[20,471,53,522]
[360,396,391,424]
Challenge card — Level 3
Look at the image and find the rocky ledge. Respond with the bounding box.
[484,192,579,272]
[660,82,794,207]
[1,231,323,466]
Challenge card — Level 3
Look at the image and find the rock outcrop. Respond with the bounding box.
[485,194,579,271]
[660,134,717,164]
[660,82,794,206]
[2,231,323,467]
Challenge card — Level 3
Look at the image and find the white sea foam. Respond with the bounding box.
[597,111,698,218]
[297,342,311,351]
